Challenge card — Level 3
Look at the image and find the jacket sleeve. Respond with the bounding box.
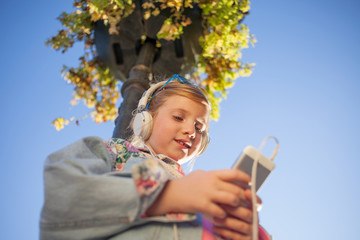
[40,137,169,240]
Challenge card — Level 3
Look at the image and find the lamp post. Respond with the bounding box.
[95,1,203,139]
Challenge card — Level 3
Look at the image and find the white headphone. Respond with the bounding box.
[132,80,210,156]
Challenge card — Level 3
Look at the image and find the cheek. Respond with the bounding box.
[151,125,165,142]
[151,118,172,141]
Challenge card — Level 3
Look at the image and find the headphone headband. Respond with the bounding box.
[137,81,168,112]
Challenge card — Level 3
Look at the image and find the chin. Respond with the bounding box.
[170,155,185,162]
[177,158,191,165]
[169,148,197,164]
[168,152,187,163]
[176,153,195,164]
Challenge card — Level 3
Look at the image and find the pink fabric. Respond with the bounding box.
[258,225,271,240]
[202,217,216,240]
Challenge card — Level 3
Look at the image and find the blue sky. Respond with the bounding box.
[0,0,359,239]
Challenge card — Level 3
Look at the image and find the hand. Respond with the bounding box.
[212,189,262,240]
[146,169,251,218]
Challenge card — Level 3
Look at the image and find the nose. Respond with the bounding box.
[182,122,196,139]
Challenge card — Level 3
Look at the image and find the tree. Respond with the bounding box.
[48,0,256,139]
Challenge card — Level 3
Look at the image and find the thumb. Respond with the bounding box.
[244,189,262,211]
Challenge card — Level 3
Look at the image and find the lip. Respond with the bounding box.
[174,139,191,149]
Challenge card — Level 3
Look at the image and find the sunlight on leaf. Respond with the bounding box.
[47,0,255,129]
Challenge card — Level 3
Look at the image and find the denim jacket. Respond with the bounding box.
[40,137,203,240]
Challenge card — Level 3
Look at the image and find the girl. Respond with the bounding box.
[40,74,270,240]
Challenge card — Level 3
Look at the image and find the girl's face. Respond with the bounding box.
[146,95,209,162]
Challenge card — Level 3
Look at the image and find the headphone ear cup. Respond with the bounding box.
[132,111,153,140]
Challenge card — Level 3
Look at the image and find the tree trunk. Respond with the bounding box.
[112,41,156,139]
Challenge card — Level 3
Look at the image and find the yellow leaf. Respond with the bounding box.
[52,118,69,131]
[152,8,160,16]
[144,10,151,20]
[70,99,78,106]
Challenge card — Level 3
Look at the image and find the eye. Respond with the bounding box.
[195,126,202,133]
[195,124,204,134]
[173,115,183,121]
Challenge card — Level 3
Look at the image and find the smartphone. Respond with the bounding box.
[232,146,275,192]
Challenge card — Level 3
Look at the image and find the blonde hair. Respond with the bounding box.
[148,81,210,119]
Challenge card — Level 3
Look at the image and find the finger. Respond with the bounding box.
[213,181,247,203]
[197,200,227,219]
[244,189,262,205]
[244,189,262,211]
[213,226,251,240]
[221,205,253,223]
[213,169,251,184]
[213,216,253,235]
[211,190,244,208]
